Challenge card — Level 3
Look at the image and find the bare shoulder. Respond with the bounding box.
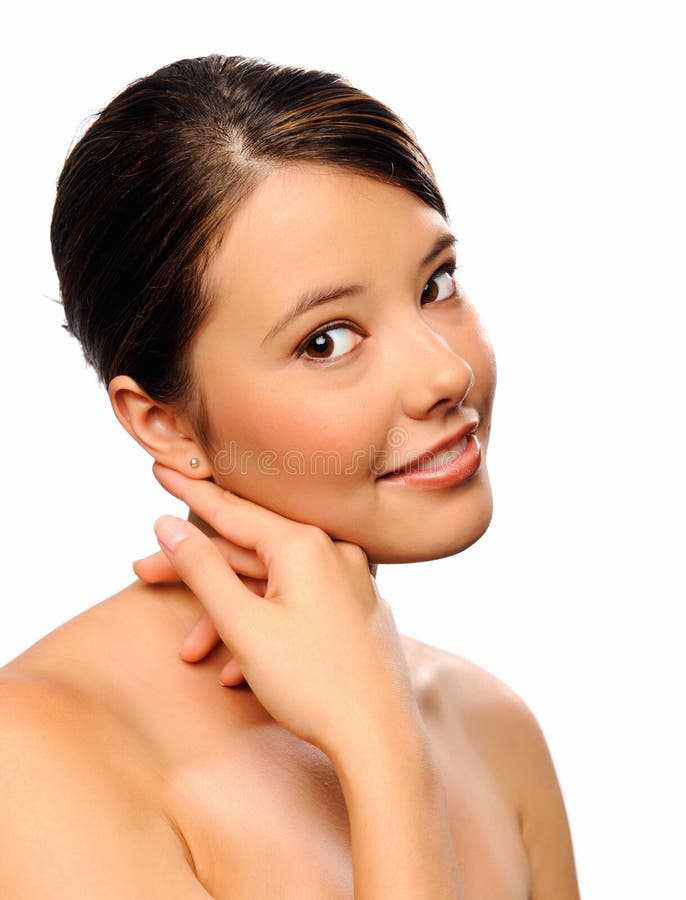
[0,672,209,898]
[402,636,581,900]
[401,633,522,725]
[403,634,550,758]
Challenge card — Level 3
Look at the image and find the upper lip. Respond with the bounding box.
[379,419,480,477]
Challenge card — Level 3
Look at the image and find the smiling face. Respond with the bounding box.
[189,163,496,564]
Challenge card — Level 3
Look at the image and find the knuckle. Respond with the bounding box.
[172,530,210,568]
[335,540,370,568]
[170,536,198,566]
[294,524,332,552]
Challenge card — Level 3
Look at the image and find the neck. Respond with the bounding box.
[187,509,378,579]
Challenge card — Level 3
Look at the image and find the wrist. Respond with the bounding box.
[330,714,461,899]
[327,703,437,792]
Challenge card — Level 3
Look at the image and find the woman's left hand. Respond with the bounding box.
[133,531,267,685]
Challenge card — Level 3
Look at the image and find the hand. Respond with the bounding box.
[133,534,268,685]
[148,463,420,762]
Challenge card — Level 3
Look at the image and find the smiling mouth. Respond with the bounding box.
[382,436,470,477]
[378,421,478,478]
[376,429,481,488]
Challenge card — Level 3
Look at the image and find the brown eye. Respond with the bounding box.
[306,332,335,359]
[422,269,458,305]
[301,324,361,362]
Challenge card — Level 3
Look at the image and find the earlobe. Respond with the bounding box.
[107,374,211,477]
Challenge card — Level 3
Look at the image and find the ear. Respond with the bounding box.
[108,375,212,478]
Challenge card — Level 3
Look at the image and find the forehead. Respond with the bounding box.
[204,164,446,308]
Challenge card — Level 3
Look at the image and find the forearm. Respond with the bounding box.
[331,711,464,900]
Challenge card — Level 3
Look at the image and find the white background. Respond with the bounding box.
[2,1,684,897]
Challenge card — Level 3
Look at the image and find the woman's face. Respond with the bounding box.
[190,163,496,564]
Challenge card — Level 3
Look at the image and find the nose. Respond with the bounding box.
[399,324,475,419]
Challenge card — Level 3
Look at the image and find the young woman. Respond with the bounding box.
[0,54,580,899]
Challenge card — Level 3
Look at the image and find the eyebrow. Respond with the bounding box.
[261,230,458,345]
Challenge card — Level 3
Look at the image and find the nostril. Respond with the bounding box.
[428,397,464,416]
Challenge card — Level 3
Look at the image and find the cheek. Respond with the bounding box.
[474,329,497,398]
[456,306,497,405]
[279,396,379,479]
[210,384,378,484]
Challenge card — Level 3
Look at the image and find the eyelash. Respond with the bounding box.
[296,261,462,365]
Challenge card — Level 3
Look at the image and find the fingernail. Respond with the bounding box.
[154,515,193,552]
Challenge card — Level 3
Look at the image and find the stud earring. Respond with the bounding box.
[189,457,200,468]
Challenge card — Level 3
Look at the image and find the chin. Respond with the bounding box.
[367,481,494,565]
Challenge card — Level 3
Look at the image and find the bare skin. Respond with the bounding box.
[0,165,580,896]
[0,577,577,898]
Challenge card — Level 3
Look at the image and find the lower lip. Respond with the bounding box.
[378,433,481,489]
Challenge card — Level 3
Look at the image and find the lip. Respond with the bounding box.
[378,432,481,489]
[377,420,481,489]
[378,420,480,478]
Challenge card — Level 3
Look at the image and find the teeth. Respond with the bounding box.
[404,436,468,474]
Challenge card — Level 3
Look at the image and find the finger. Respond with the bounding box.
[152,463,306,556]
[219,657,245,687]
[180,611,221,662]
[180,574,266,663]
[153,514,263,648]
[238,575,267,597]
[134,535,268,583]
[133,552,178,584]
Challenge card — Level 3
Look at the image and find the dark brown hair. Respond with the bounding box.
[51,54,448,452]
